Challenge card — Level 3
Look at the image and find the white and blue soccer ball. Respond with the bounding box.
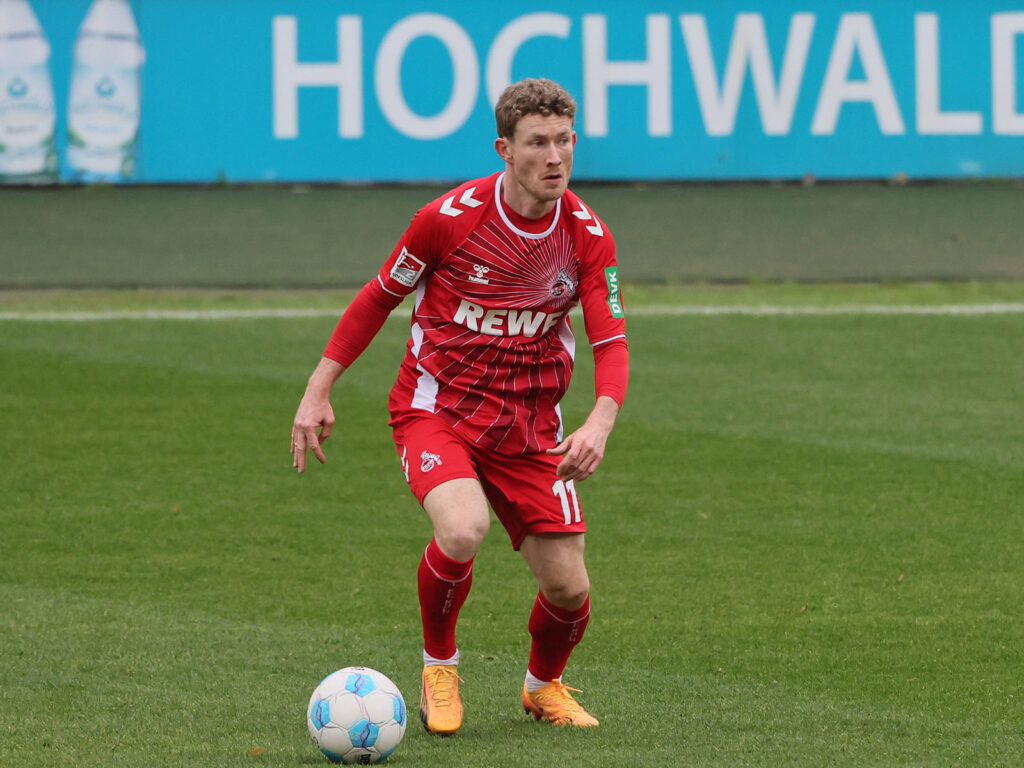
[307,666,407,764]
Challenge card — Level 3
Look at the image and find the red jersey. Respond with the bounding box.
[326,171,627,456]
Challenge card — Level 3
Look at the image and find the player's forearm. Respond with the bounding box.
[585,395,620,433]
[306,356,347,396]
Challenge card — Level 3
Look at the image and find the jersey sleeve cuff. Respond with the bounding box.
[593,337,628,407]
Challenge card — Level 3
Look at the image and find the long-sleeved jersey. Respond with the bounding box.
[325,171,628,455]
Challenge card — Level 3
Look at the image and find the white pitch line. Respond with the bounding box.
[626,302,1024,316]
[0,307,347,322]
[1,303,1024,322]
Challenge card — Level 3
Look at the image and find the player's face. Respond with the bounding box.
[496,113,576,215]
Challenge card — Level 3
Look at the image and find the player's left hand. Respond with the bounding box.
[546,396,620,482]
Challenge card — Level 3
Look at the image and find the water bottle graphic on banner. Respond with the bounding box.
[67,0,144,181]
[0,0,57,184]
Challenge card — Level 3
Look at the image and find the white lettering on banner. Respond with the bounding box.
[681,13,815,136]
[812,14,905,135]
[582,14,672,137]
[992,13,1024,135]
[270,11,1023,142]
[915,14,982,135]
[486,13,571,107]
[273,16,363,138]
[375,13,478,139]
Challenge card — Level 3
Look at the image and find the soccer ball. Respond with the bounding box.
[307,667,407,764]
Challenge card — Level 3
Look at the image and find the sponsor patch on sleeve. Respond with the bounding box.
[605,266,624,318]
[389,247,427,288]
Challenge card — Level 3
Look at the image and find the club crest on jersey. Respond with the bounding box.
[468,264,490,284]
[420,451,443,472]
[550,268,577,298]
[389,247,426,288]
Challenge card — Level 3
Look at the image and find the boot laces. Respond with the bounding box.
[425,667,462,707]
[538,681,586,712]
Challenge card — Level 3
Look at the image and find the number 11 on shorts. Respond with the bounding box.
[552,479,581,524]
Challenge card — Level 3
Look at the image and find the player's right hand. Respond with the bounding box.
[291,396,334,473]
[291,357,347,473]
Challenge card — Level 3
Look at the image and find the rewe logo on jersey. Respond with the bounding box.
[453,299,564,338]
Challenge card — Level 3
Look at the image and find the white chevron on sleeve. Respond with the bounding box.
[440,186,484,217]
[571,201,604,236]
[460,187,483,207]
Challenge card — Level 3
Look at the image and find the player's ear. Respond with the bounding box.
[572,130,577,148]
[495,136,512,163]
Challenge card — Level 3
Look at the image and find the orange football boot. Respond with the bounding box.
[522,680,599,727]
[420,665,463,735]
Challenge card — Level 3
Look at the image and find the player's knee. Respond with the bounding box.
[543,578,590,610]
[435,519,488,562]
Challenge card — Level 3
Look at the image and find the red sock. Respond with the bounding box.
[417,538,474,661]
[527,591,591,683]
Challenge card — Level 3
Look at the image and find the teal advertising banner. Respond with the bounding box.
[3,1,1024,182]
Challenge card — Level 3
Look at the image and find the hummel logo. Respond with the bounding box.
[440,187,484,217]
[468,264,490,284]
[572,202,604,237]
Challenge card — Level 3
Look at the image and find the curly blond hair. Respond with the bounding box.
[494,78,577,139]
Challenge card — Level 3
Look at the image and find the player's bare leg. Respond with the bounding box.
[518,533,599,727]
[418,479,490,735]
[520,532,590,609]
[424,478,491,561]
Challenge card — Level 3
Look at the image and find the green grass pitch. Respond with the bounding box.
[1,283,1023,767]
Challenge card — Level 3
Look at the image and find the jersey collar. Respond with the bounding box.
[493,172,562,240]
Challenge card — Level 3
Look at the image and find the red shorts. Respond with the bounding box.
[392,413,586,549]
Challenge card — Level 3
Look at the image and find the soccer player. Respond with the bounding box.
[291,78,628,734]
